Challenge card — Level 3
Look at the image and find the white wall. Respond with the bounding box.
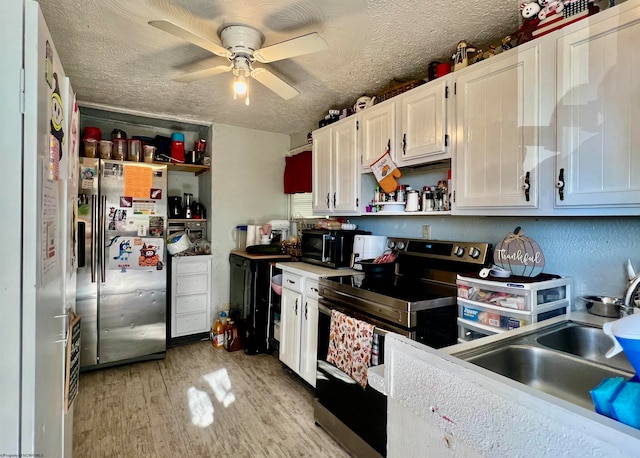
[209,123,289,318]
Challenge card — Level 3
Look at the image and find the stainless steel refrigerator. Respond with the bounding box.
[77,158,168,369]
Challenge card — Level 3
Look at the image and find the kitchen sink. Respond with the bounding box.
[536,323,634,373]
[453,321,635,411]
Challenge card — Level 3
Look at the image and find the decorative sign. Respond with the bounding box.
[494,227,545,277]
[65,308,81,412]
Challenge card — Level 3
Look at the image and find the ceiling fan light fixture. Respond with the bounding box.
[233,73,248,96]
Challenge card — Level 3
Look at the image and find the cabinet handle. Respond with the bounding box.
[326,192,330,209]
[287,279,295,284]
[305,302,308,320]
[311,287,318,293]
[402,133,407,155]
[333,192,336,207]
[295,298,298,315]
[556,168,565,201]
[522,171,530,202]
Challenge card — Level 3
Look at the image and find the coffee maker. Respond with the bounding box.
[168,196,183,218]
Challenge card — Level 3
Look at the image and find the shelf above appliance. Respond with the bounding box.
[154,162,210,175]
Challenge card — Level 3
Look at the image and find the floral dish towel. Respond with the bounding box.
[326,309,375,388]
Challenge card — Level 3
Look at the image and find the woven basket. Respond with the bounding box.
[376,79,426,103]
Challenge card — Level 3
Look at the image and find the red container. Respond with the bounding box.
[83,126,101,141]
[171,132,185,163]
[436,62,452,78]
[171,141,185,163]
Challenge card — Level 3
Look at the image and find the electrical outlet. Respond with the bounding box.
[422,225,431,239]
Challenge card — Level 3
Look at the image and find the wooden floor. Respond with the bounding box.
[73,342,351,457]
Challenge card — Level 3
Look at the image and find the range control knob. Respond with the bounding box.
[396,241,406,250]
[387,240,396,249]
[453,245,465,257]
[469,247,481,259]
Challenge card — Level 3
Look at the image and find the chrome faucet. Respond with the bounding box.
[622,273,640,317]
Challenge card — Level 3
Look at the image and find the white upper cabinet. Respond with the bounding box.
[333,119,361,213]
[555,2,640,210]
[312,117,361,215]
[359,101,396,171]
[453,43,542,211]
[396,78,449,167]
[312,127,332,213]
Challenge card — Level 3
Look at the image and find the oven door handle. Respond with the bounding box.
[318,299,393,337]
[319,302,332,316]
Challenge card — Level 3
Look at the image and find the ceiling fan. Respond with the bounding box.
[148,19,328,103]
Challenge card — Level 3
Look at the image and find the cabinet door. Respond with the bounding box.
[555,7,640,208]
[397,79,449,167]
[454,45,540,209]
[359,101,396,171]
[333,119,361,214]
[299,296,319,387]
[312,127,333,213]
[279,287,301,372]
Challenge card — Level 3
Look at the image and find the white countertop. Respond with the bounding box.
[275,261,357,279]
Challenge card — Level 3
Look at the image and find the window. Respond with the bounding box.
[290,192,313,219]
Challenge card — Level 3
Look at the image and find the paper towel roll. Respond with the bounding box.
[246,225,259,248]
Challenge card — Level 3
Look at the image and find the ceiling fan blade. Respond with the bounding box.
[253,33,327,63]
[251,67,299,100]
[175,64,232,83]
[148,19,231,58]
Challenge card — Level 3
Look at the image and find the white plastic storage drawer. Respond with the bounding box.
[457,319,500,343]
[305,279,320,300]
[175,293,208,314]
[457,275,571,312]
[282,272,304,293]
[175,274,209,295]
[175,258,210,275]
[458,301,532,331]
[175,312,209,335]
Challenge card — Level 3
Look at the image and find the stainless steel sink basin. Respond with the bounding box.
[536,323,634,373]
[453,321,635,411]
[463,344,631,410]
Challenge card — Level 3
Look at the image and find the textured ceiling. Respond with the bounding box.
[40,0,522,135]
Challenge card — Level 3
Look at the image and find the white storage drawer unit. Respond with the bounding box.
[456,274,572,343]
[171,255,212,338]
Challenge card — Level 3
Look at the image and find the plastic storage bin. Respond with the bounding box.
[456,273,572,343]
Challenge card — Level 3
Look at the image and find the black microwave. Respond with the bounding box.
[300,229,369,269]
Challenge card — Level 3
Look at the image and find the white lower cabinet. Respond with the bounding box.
[171,255,212,338]
[280,282,302,372]
[299,280,319,386]
[279,271,320,387]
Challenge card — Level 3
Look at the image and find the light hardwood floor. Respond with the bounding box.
[73,342,351,457]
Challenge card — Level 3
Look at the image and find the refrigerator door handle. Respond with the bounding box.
[100,195,107,282]
[91,194,97,283]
